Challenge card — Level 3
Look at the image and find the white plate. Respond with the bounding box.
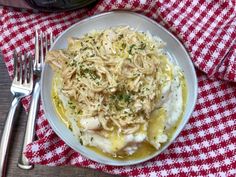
[41,11,198,166]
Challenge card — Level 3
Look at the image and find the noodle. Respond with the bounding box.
[47,26,186,156]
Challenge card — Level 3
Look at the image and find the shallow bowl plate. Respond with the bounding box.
[41,11,198,166]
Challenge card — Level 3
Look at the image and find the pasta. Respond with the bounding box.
[46,26,186,158]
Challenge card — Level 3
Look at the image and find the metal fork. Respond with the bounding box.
[0,52,33,177]
[18,31,53,170]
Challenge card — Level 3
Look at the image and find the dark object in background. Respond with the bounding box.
[0,0,98,12]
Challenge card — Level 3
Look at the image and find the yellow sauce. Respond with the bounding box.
[88,141,156,160]
[167,76,187,138]
[51,73,188,160]
[52,76,71,128]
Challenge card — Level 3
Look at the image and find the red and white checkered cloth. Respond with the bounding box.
[0,0,236,176]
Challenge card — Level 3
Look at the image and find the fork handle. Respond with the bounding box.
[18,81,40,170]
[0,97,21,177]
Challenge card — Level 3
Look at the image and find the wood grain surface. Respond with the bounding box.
[0,54,118,177]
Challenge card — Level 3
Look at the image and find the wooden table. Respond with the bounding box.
[0,55,118,177]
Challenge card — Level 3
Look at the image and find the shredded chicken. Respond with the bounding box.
[46,26,168,134]
[47,26,186,156]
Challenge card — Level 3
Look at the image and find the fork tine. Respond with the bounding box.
[40,32,44,64]
[34,30,39,71]
[50,32,53,46]
[44,34,48,63]
[29,54,33,83]
[19,52,23,83]
[23,52,28,83]
[13,50,18,78]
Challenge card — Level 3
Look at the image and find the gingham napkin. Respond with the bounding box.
[0,0,236,176]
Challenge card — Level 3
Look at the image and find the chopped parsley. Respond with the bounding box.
[111,92,131,103]
[81,46,92,51]
[69,60,76,67]
[127,58,131,62]
[78,67,99,80]
[139,42,146,50]
[68,101,76,109]
[121,43,126,49]
[128,44,136,54]
[81,47,88,51]
[68,125,72,131]
[118,34,124,40]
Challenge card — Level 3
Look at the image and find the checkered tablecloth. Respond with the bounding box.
[0,1,236,176]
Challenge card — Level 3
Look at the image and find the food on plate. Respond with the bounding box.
[46,26,187,159]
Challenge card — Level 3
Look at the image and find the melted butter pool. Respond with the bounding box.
[51,73,188,160]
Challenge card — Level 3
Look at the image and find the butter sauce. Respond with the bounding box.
[51,75,187,160]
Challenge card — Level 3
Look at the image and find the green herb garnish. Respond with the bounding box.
[118,34,124,40]
[121,43,126,49]
[139,42,146,50]
[128,44,136,54]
